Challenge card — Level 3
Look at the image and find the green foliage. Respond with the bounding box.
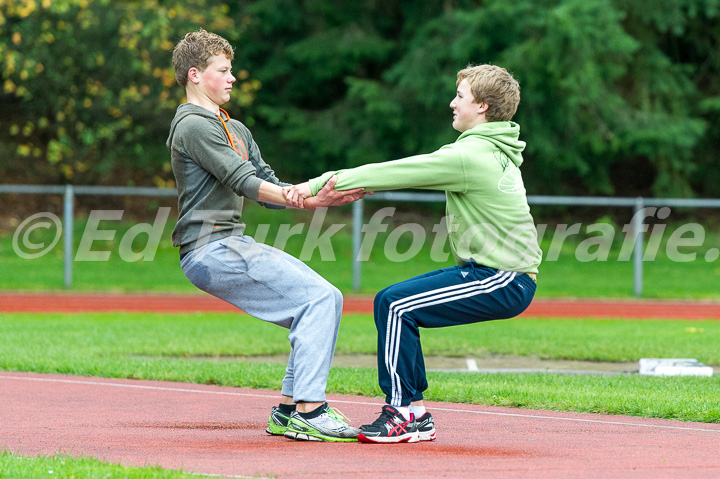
[239,0,720,197]
[0,0,257,185]
[1,0,719,196]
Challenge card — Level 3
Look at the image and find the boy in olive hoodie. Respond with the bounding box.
[168,29,366,442]
[286,65,543,443]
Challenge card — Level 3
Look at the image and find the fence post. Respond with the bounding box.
[63,184,74,289]
[632,197,644,297]
[352,199,364,292]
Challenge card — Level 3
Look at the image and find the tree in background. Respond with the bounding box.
[0,0,259,186]
[1,0,719,198]
[240,0,719,197]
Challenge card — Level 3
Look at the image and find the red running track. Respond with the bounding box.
[1,292,720,319]
[2,371,719,479]
[2,296,719,477]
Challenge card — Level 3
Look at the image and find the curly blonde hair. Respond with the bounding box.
[172,29,234,88]
[457,65,520,122]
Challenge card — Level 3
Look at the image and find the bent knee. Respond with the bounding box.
[331,284,343,308]
[373,290,386,312]
[316,282,342,309]
[374,283,403,307]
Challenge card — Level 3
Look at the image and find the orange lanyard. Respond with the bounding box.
[216,108,237,151]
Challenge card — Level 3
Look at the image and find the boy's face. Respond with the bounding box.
[193,54,236,106]
[450,79,487,132]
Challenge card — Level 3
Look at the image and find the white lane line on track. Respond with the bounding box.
[3,374,719,434]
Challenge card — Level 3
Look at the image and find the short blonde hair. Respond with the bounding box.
[172,29,234,88]
[456,65,520,122]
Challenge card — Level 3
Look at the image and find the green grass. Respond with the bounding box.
[0,452,219,479]
[2,203,720,298]
[1,312,718,423]
[3,204,720,474]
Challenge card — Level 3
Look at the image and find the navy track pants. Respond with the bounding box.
[373,261,536,407]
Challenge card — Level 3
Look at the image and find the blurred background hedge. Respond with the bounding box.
[2,0,719,197]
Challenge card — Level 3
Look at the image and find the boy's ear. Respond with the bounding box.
[477,102,489,114]
[188,67,201,85]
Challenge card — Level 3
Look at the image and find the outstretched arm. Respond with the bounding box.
[296,176,366,210]
[301,146,466,198]
[283,182,312,208]
[283,176,369,209]
[257,181,295,207]
[260,176,365,210]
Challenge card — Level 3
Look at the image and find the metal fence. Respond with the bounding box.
[1,184,176,289]
[3,184,720,295]
[353,192,720,295]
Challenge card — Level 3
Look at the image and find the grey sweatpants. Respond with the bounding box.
[180,235,343,403]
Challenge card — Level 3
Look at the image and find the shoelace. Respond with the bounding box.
[368,408,397,426]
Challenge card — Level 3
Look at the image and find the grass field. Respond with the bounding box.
[0,452,217,479]
[2,202,720,298]
[2,203,719,476]
[2,312,718,423]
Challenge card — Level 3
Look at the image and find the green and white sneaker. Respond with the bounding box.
[266,406,291,436]
[284,403,360,442]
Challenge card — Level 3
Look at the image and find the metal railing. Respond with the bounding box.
[352,193,720,295]
[3,184,720,295]
[1,184,176,288]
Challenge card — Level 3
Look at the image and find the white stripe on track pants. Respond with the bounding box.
[372,261,536,407]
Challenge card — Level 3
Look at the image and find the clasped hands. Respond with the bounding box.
[282,176,369,210]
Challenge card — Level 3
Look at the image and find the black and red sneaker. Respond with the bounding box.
[357,405,420,444]
[415,412,436,441]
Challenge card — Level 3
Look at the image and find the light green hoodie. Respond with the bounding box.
[309,121,542,273]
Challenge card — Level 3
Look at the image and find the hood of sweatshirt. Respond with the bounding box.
[166,103,220,150]
[457,121,526,167]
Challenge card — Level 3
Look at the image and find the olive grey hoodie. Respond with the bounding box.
[167,104,287,255]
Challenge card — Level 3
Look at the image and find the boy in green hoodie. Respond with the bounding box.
[168,29,366,442]
[285,64,543,443]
